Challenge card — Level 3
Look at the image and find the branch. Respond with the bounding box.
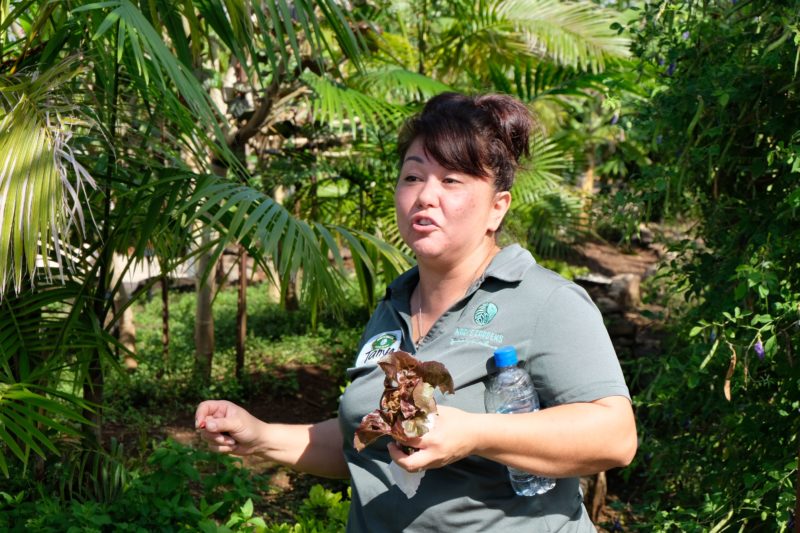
[229,61,286,149]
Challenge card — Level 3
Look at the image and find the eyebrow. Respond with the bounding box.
[403,155,425,164]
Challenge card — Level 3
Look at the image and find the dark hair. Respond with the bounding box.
[397,92,534,191]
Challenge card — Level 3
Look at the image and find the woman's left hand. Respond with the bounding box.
[387,405,479,472]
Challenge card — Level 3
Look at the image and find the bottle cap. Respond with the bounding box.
[493,346,518,368]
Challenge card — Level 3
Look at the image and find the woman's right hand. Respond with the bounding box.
[195,400,265,456]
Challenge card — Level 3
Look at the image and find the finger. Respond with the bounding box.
[387,442,405,462]
[199,429,226,445]
[393,434,423,449]
[201,428,240,448]
[207,444,238,454]
[203,416,238,435]
[195,401,224,428]
[388,442,423,471]
[208,432,236,446]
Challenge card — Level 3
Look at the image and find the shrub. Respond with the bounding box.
[0,440,350,532]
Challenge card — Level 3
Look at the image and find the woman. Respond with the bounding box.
[196,92,637,532]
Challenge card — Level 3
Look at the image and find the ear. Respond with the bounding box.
[488,191,511,232]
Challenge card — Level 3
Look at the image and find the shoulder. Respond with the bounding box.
[521,267,596,310]
[489,244,596,313]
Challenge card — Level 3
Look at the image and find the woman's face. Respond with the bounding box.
[394,138,511,264]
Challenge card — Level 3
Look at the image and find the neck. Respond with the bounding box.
[415,241,499,315]
[411,242,499,346]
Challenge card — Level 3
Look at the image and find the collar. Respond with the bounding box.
[481,243,536,283]
[384,244,536,306]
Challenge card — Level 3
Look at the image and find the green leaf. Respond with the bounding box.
[699,338,720,370]
[0,57,97,298]
[354,68,453,100]
[241,498,253,519]
[764,335,777,357]
[497,0,631,71]
[303,73,407,136]
[248,516,267,528]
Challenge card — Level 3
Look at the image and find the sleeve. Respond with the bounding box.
[522,283,631,407]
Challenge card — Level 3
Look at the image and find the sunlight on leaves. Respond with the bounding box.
[0,62,96,298]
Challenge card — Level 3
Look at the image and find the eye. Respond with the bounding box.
[402,174,422,183]
[442,176,462,185]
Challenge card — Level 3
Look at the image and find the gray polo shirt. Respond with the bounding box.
[338,244,630,532]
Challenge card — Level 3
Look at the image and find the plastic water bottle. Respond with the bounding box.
[484,345,556,496]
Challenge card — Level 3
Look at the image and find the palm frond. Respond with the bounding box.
[192,0,254,71]
[364,29,419,72]
[525,189,586,259]
[326,225,412,308]
[353,68,453,102]
[509,134,585,259]
[303,72,408,136]
[179,174,410,311]
[497,0,630,71]
[0,60,96,298]
[251,0,366,76]
[512,134,571,204]
[432,3,529,82]
[75,0,229,151]
[528,62,606,100]
[0,383,93,475]
[0,283,116,475]
[181,176,345,306]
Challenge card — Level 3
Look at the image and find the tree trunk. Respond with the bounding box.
[584,471,607,523]
[216,252,228,290]
[580,152,596,227]
[283,272,300,311]
[417,0,428,75]
[191,56,285,379]
[194,226,216,382]
[86,251,108,440]
[161,272,170,371]
[236,245,247,379]
[795,443,799,533]
[111,252,137,370]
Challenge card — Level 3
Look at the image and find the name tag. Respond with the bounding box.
[355,330,402,367]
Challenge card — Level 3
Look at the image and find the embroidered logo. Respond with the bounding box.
[355,330,402,367]
[372,333,397,349]
[474,302,498,326]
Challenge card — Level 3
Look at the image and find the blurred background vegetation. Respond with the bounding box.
[0,0,798,531]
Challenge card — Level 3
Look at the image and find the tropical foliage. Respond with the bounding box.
[615,0,800,529]
[0,0,405,471]
[6,0,796,530]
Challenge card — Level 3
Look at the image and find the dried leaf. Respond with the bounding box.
[418,360,455,395]
[412,382,436,415]
[723,343,737,401]
[354,411,392,451]
[400,398,418,419]
[354,350,454,451]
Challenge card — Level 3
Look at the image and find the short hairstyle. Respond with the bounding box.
[397,92,534,191]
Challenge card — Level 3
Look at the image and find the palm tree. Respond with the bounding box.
[0,0,406,471]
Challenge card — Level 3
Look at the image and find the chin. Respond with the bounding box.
[406,235,454,261]
[411,247,447,262]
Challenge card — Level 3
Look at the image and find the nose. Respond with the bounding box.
[416,177,440,208]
